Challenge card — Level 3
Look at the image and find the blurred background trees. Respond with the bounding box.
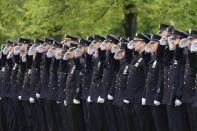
[0,0,197,43]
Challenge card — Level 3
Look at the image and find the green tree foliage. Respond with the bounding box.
[0,0,197,44]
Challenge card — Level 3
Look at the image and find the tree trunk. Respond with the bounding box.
[123,3,137,37]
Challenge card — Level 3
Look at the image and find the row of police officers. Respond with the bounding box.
[0,24,197,131]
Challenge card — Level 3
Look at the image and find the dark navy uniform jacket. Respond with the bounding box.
[145,44,165,106]
[1,53,13,98]
[88,49,105,102]
[29,52,42,99]
[161,48,174,105]
[100,51,119,99]
[81,54,94,100]
[73,53,94,101]
[184,51,197,105]
[21,55,33,100]
[113,59,129,107]
[37,53,52,99]
[56,59,69,103]
[65,58,81,104]
[163,46,186,106]
[124,51,150,104]
[10,62,19,98]
[47,57,60,101]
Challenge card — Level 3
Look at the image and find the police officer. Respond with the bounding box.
[74,37,93,131]
[30,39,48,131]
[144,34,169,131]
[56,44,70,131]
[123,33,156,131]
[0,45,7,131]
[112,39,134,131]
[165,29,190,131]
[97,34,120,131]
[35,37,54,131]
[86,34,107,131]
[1,40,18,131]
[185,29,197,131]
[64,43,85,131]
[47,41,64,131]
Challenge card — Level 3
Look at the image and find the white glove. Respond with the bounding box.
[87,96,92,103]
[191,40,197,52]
[111,45,120,53]
[3,46,8,55]
[56,101,61,104]
[159,36,167,45]
[75,48,81,58]
[73,99,80,104]
[142,98,146,105]
[63,52,70,60]
[55,50,62,59]
[100,42,105,51]
[123,99,130,104]
[64,100,67,107]
[97,96,105,103]
[114,49,121,60]
[154,100,161,106]
[13,46,20,55]
[29,97,35,103]
[36,93,40,99]
[145,43,151,53]
[28,44,36,56]
[87,43,94,55]
[18,96,22,100]
[37,45,44,53]
[47,48,54,58]
[127,41,134,49]
[22,53,27,62]
[179,38,187,48]
[175,99,182,106]
[168,38,174,50]
[7,50,14,59]
[107,94,113,100]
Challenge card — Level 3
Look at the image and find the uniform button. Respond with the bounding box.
[133,88,136,90]
[115,86,117,88]
[184,82,186,85]
[64,89,66,92]
[86,88,88,90]
[168,78,170,80]
[192,88,195,90]
[53,88,55,90]
[168,85,170,88]
[152,89,155,91]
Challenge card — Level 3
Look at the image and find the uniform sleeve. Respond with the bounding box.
[156,44,166,63]
[26,55,33,69]
[85,53,93,70]
[154,63,164,102]
[13,54,20,65]
[188,51,197,69]
[175,45,184,62]
[74,74,83,101]
[52,58,60,73]
[74,58,82,70]
[44,54,52,70]
[34,52,42,69]
[98,48,106,65]
[125,48,133,64]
